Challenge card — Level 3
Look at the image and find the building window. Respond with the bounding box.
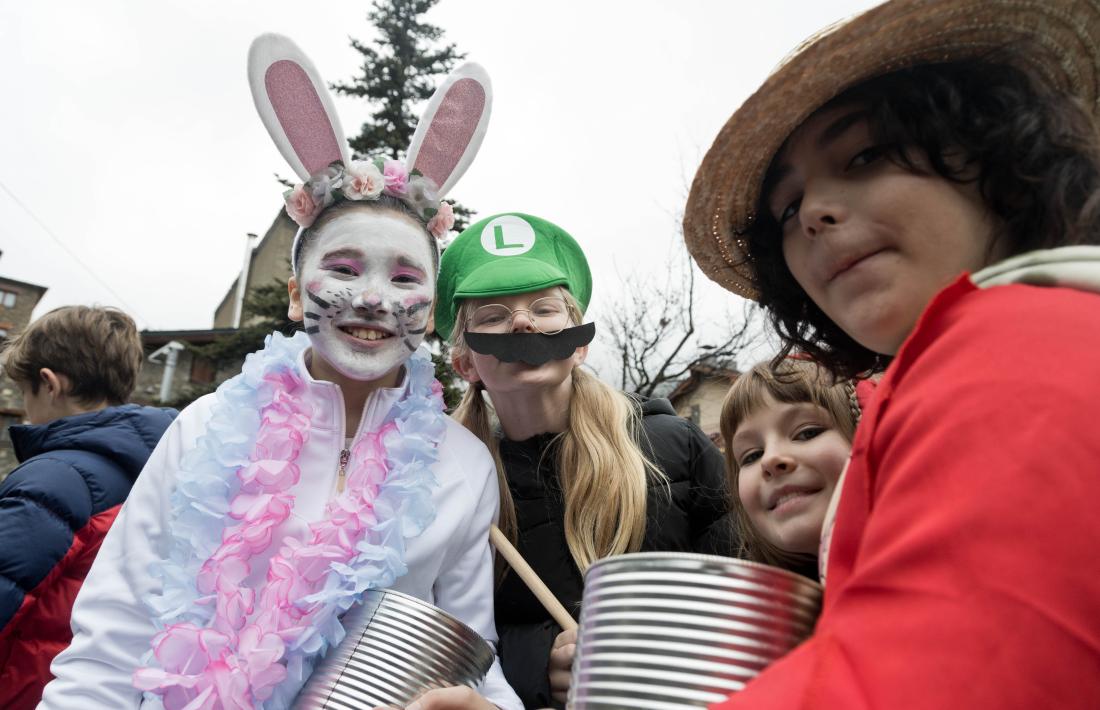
[689,404,701,425]
[0,290,15,308]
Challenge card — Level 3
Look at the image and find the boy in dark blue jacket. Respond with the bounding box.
[0,305,175,709]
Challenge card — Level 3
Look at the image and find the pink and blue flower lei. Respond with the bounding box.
[134,331,446,709]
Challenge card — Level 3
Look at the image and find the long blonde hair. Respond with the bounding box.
[451,292,665,573]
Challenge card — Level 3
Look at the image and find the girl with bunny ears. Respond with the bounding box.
[40,35,521,710]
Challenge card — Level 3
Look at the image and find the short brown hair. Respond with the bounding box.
[1,305,143,405]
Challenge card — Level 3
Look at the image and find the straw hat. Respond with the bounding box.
[683,0,1100,300]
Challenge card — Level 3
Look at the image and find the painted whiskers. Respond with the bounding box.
[302,285,430,353]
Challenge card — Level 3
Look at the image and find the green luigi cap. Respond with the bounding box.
[435,213,593,340]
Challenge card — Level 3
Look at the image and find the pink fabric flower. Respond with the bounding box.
[382,159,409,196]
[284,185,321,228]
[158,626,230,675]
[426,201,455,240]
[342,160,385,201]
[263,369,303,395]
[237,626,288,700]
[215,586,254,632]
[228,492,291,522]
[239,459,300,489]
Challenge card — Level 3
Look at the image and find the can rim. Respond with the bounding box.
[584,552,822,594]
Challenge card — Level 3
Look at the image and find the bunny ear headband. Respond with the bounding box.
[247,33,492,273]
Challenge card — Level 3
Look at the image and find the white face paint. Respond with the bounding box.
[293,210,436,382]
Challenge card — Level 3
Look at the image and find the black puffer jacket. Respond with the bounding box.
[495,397,736,708]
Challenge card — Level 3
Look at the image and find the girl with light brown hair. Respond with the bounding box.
[719,358,860,580]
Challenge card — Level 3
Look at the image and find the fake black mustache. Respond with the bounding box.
[463,323,596,366]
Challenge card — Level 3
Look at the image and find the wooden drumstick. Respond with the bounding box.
[489,525,578,632]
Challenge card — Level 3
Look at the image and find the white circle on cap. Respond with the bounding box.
[480,215,536,256]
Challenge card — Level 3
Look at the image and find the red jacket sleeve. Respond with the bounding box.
[713,282,1100,709]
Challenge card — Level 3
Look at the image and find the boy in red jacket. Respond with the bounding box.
[0,306,175,708]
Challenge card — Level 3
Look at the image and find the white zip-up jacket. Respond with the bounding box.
[39,348,522,710]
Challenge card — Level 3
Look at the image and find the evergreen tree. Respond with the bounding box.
[332,0,463,156]
[333,0,474,408]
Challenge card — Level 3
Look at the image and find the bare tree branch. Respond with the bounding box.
[606,244,760,398]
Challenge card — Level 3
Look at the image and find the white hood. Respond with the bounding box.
[972,245,1100,294]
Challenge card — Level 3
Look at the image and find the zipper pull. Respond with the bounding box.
[336,448,350,493]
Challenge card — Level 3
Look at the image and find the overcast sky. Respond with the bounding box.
[0,0,878,375]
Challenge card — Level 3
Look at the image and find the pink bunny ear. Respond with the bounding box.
[405,63,492,198]
[248,33,350,181]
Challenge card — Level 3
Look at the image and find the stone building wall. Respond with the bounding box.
[668,366,740,448]
[0,277,45,340]
[673,377,739,442]
[0,275,49,478]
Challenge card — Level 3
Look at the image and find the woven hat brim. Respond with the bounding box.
[684,0,1100,300]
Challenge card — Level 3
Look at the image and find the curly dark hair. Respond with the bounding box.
[748,55,1100,377]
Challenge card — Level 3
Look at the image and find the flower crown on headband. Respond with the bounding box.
[284,157,456,239]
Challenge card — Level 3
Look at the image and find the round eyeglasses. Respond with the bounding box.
[464,296,575,335]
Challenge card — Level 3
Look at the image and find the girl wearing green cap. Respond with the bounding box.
[434,212,737,708]
[683,0,1100,707]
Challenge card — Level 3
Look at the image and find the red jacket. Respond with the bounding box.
[0,507,120,707]
[714,276,1100,709]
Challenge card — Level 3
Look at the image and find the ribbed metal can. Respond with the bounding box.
[567,552,823,709]
[293,589,495,709]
